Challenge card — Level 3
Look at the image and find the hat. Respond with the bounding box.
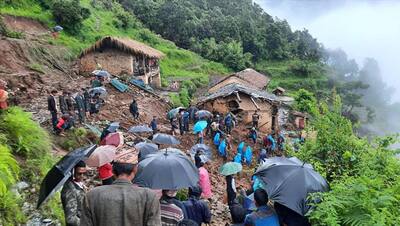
[115,149,138,164]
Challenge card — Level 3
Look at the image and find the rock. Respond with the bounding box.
[15,181,30,191]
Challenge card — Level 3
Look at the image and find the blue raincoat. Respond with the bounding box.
[244,146,252,165]
[237,141,245,155]
[234,153,242,163]
[213,132,221,146]
[218,140,226,157]
[267,135,276,151]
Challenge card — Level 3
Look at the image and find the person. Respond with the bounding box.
[75,90,86,123]
[183,186,211,225]
[66,92,75,115]
[170,118,178,136]
[258,149,267,164]
[225,113,233,134]
[90,77,102,88]
[47,90,58,129]
[59,91,69,114]
[178,111,185,135]
[197,130,204,144]
[160,190,184,225]
[80,152,161,226]
[187,105,198,123]
[98,162,113,185]
[218,137,227,161]
[183,111,190,132]
[274,202,311,226]
[252,111,260,128]
[248,128,257,144]
[210,121,219,138]
[229,202,247,226]
[194,151,202,168]
[0,79,9,110]
[226,174,237,205]
[129,99,139,120]
[61,161,87,226]
[198,160,212,200]
[89,93,102,116]
[213,132,221,147]
[82,88,90,115]
[263,134,276,155]
[55,114,73,135]
[233,153,243,164]
[244,146,252,166]
[277,133,285,151]
[150,116,158,134]
[237,141,245,155]
[244,189,279,226]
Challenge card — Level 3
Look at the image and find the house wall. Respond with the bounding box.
[79,49,134,75]
[201,94,276,134]
[209,77,257,93]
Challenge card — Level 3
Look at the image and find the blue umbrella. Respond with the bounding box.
[193,120,207,133]
[92,70,111,78]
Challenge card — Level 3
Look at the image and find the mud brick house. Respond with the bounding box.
[79,36,164,87]
[208,68,270,93]
[198,83,279,133]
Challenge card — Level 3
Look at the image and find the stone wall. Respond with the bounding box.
[79,49,133,75]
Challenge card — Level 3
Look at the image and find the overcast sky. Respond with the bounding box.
[255,0,400,102]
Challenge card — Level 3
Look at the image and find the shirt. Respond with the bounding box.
[80,179,161,226]
[160,199,184,226]
[198,167,212,199]
[244,206,279,226]
[183,198,211,225]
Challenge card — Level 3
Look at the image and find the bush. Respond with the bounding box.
[0,144,19,196]
[51,0,91,34]
[0,107,51,159]
[293,89,318,116]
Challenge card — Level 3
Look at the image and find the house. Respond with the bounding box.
[273,87,286,96]
[198,83,279,133]
[292,111,308,130]
[208,68,270,93]
[79,36,165,87]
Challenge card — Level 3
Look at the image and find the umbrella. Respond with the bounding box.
[190,144,212,161]
[85,145,116,167]
[196,110,212,119]
[100,122,120,141]
[92,70,111,78]
[133,151,199,189]
[193,120,208,133]
[254,157,329,216]
[135,142,158,161]
[159,148,186,156]
[219,162,243,176]
[129,125,153,133]
[37,145,96,208]
[152,133,180,145]
[53,25,63,32]
[88,87,107,98]
[100,132,124,147]
[167,107,185,119]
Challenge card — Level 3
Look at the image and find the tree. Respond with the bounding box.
[293,89,318,116]
[51,0,91,34]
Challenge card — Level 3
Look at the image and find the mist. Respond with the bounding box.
[255,0,400,102]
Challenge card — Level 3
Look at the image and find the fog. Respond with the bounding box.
[255,0,400,102]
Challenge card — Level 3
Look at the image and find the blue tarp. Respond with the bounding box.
[234,153,242,163]
[130,79,154,92]
[111,79,129,92]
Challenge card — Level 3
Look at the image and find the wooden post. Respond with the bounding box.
[250,97,260,110]
[235,92,242,102]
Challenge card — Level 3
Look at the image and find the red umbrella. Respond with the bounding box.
[100,132,124,148]
[86,145,117,167]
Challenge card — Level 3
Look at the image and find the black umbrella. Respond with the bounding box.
[152,133,180,145]
[129,125,153,133]
[133,151,199,189]
[135,142,158,161]
[254,157,329,216]
[88,87,107,98]
[37,145,97,208]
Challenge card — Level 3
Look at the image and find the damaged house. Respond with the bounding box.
[198,83,279,133]
[209,68,270,93]
[79,36,164,87]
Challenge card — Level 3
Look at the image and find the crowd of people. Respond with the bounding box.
[56,97,310,226]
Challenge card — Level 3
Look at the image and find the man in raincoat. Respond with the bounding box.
[75,90,86,123]
[225,113,233,134]
[213,132,221,147]
[244,146,253,166]
[237,141,245,155]
[218,138,227,161]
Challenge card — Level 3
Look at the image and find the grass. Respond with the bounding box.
[28,63,44,73]
[1,0,230,86]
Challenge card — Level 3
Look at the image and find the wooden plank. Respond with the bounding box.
[235,92,242,102]
[250,97,260,109]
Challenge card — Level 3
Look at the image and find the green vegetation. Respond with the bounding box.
[1,0,229,87]
[288,95,400,225]
[0,107,63,225]
[28,63,45,73]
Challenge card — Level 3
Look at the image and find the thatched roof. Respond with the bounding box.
[198,83,278,104]
[210,68,270,91]
[80,36,165,59]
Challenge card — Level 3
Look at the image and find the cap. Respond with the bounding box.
[115,149,138,164]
